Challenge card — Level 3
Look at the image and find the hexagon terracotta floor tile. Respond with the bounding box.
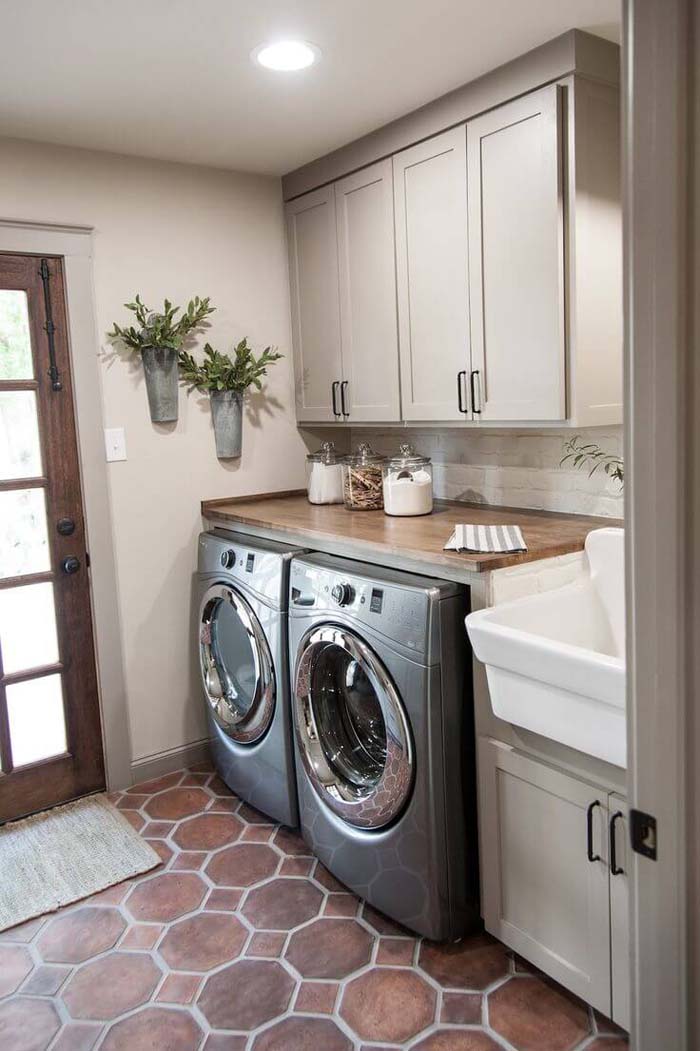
[0,765,630,1050]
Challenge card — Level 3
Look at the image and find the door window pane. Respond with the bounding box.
[6,674,67,766]
[0,290,33,380]
[0,488,50,578]
[0,582,58,674]
[0,391,42,480]
[310,642,387,792]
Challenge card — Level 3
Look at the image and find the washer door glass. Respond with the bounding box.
[199,584,275,744]
[294,625,413,829]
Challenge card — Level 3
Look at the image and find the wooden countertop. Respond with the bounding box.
[201,491,622,575]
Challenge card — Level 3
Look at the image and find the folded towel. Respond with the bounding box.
[444,524,527,553]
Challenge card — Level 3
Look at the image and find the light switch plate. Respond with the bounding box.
[105,427,127,462]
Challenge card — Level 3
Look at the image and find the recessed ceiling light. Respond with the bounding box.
[252,40,320,72]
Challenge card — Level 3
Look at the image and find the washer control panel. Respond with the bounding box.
[289,557,446,658]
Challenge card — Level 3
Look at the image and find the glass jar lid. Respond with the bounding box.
[307,440,341,464]
[386,442,431,469]
[343,441,386,467]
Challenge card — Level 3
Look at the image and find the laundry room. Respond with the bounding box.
[1,2,697,1051]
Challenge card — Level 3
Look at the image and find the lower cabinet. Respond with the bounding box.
[478,738,629,1028]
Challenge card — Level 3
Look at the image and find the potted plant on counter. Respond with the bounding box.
[178,339,282,458]
[109,295,214,423]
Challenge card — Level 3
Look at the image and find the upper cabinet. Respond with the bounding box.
[285,163,401,424]
[335,161,401,422]
[467,85,566,421]
[284,62,622,428]
[393,128,471,421]
[286,186,343,423]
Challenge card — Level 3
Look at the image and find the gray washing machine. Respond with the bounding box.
[289,552,480,941]
[197,529,303,827]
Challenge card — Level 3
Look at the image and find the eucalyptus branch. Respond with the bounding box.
[561,436,624,487]
[178,339,283,395]
[109,294,215,353]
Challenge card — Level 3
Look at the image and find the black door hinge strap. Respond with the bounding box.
[38,258,62,392]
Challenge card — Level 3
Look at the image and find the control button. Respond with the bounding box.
[331,582,354,606]
[220,549,236,570]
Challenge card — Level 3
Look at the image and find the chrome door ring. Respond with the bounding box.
[199,583,275,744]
[294,624,414,829]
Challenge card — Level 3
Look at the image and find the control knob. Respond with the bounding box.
[331,582,354,606]
[220,549,236,570]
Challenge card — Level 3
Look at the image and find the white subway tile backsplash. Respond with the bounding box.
[352,426,624,518]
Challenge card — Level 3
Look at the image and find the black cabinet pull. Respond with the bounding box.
[586,800,602,862]
[457,370,468,414]
[610,811,625,875]
[331,381,341,418]
[62,556,81,575]
[470,370,482,414]
[340,380,349,418]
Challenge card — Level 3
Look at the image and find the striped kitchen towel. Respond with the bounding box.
[444,524,527,553]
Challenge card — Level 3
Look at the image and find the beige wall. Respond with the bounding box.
[0,136,306,769]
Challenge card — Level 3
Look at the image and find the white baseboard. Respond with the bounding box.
[127,738,211,788]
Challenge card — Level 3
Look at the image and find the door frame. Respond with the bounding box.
[0,218,131,792]
[623,0,696,1047]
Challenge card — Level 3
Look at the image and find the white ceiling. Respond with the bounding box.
[0,0,620,175]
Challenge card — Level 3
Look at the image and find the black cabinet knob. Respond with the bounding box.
[57,517,76,536]
[62,556,81,575]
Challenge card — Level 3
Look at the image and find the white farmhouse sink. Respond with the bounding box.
[466,528,626,767]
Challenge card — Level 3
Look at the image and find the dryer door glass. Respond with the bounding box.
[199,584,275,744]
[294,625,413,829]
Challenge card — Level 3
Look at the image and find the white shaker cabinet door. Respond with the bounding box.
[467,85,566,421]
[479,739,612,1015]
[608,793,630,1032]
[393,127,471,421]
[286,186,343,422]
[335,160,400,422]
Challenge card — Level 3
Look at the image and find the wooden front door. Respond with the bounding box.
[0,253,105,822]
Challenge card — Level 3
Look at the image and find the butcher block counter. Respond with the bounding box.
[201,491,621,586]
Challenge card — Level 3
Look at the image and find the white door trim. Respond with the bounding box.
[623,1,691,1047]
[0,217,132,791]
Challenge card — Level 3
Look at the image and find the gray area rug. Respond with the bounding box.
[0,793,160,931]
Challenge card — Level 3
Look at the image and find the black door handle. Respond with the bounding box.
[62,556,81,575]
[331,381,341,418]
[470,370,482,414]
[457,370,468,413]
[587,800,602,862]
[340,380,349,418]
[610,811,625,875]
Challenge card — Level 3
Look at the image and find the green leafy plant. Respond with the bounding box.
[109,294,214,352]
[561,436,624,487]
[178,340,283,395]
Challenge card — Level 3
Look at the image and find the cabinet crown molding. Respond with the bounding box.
[282,29,619,202]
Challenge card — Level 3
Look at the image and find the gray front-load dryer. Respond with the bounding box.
[289,552,480,941]
[197,529,303,827]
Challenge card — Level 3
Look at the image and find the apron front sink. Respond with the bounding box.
[466,528,626,768]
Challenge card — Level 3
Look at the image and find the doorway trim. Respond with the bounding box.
[623,0,694,1047]
[0,217,132,791]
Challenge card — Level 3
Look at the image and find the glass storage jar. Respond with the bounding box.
[342,442,386,511]
[382,443,433,516]
[306,441,344,505]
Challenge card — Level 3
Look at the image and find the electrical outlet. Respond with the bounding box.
[105,427,127,462]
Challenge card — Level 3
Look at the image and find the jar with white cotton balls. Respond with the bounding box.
[382,443,433,517]
[306,441,344,505]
